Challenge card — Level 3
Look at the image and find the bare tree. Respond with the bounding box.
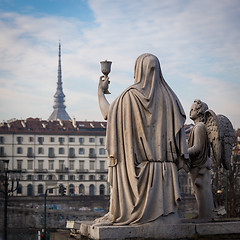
[212,129,240,218]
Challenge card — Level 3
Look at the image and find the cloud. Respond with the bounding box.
[0,0,239,128]
[182,73,240,127]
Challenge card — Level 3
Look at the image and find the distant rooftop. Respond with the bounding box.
[0,118,106,136]
[0,119,194,138]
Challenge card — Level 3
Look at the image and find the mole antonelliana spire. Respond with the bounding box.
[48,42,71,121]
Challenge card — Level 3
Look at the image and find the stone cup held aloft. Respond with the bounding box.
[100,60,112,94]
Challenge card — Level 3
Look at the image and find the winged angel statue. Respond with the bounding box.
[188,99,234,221]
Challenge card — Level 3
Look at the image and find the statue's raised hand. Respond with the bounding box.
[99,75,111,94]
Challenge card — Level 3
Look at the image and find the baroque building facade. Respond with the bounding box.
[0,118,108,196]
[0,120,196,197]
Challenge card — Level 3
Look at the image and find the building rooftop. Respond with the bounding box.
[0,118,106,136]
[0,118,195,138]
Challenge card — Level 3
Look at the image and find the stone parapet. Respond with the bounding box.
[67,220,240,240]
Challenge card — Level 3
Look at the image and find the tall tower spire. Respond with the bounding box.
[48,42,71,121]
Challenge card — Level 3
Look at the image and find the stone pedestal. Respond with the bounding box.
[66,219,240,240]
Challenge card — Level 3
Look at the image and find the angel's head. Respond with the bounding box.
[190,99,208,122]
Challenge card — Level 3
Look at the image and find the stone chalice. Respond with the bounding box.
[100,60,112,94]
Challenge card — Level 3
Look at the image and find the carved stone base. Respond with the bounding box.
[67,219,240,239]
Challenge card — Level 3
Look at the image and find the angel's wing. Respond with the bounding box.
[204,109,222,167]
[217,114,234,170]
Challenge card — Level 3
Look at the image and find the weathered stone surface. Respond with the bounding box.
[80,221,93,237]
[66,221,81,229]
[196,221,240,235]
[82,221,195,240]
[68,220,240,240]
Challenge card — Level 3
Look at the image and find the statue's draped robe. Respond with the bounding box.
[188,122,209,168]
[106,54,189,225]
[187,118,214,220]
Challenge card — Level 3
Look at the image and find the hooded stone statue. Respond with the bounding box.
[97,53,189,225]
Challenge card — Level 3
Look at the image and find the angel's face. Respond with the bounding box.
[190,103,198,121]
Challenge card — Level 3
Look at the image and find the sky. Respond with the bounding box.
[0,0,240,128]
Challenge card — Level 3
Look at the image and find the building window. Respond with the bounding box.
[27,184,33,196]
[79,184,85,194]
[17,147,22,154]
[27,147,33,153]
[49,188,53,194]
[69,148,75,158]
[38,147,44,154]
[79,148,85,155]
[89,161,95,170]
[17,160,22,170]
[0,136,4,144]
[69,184,75,195]
[48,148,55,157]
[100,175,105,180]
[99,184,105,195]
[50,137,55,142]
[38,184,44,194]
[89,184,95,196]
[38,175,43,180]
[27,160,33,170]
[69,161,74,170]
[100,161,105,170]
[89,148,95,154]
[38,137,44,144]
[89,175,95,180]
[17,136,23,144]
[48,175,53,180]
[89,137,95,143]
[59,160,64,170]
[79,175,85,180]
[69,137,75,142]
[29,137,33,142]
[79,160,84,170]
[99,148,105,155]
[59,137,65,144]
[89,148,95,157]
[69,175,75,180]
[49,160,54,170]
[59,175,64,180]
[27,175,32,180]
[99,138,104,145]
[0,147,4,156]
[17,184,22,194]
[59,147,65,154]
[79,138,84,145]
[27,147,34,157]
[38,160,44,170]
